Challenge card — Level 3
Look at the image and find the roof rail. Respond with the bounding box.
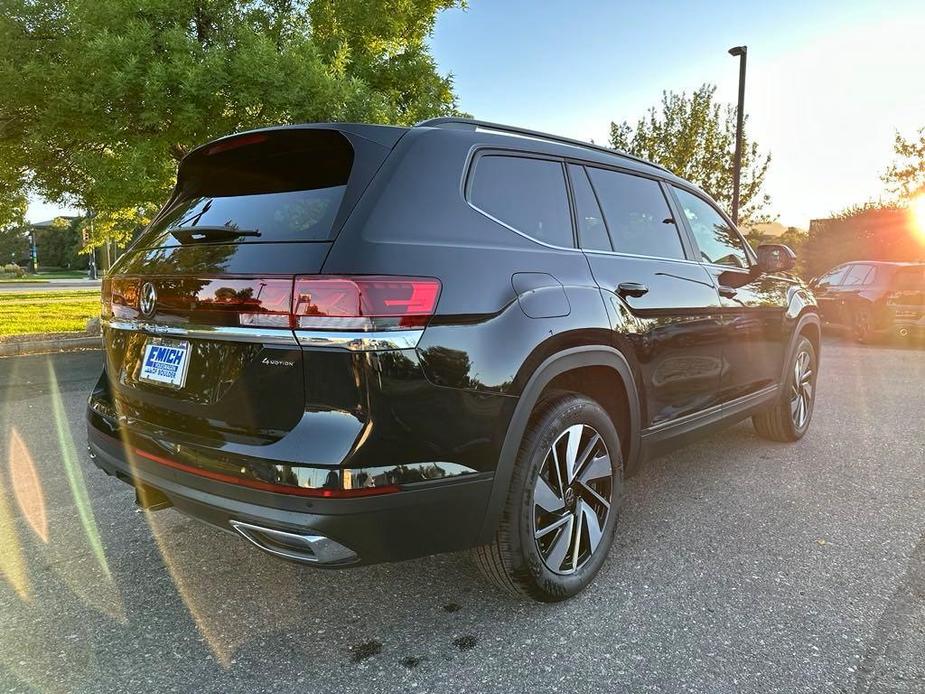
[415,117,671,174]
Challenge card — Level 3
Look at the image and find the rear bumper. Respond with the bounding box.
[87,422,494,566]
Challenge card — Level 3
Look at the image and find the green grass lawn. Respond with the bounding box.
[0,290,101,337]
[0,277,49,283]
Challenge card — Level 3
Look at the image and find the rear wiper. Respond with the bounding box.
[168,226,262,244]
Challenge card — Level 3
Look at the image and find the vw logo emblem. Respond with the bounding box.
[139,282,157,317]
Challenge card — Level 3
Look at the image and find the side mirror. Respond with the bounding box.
[756,244,796,274]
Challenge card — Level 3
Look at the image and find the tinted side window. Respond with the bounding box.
[567,164,611,251]
[586,168,686,260]
[673,187,749,268]
[819,266,849,286]
[470,155,573,248]
[843,264,872,286]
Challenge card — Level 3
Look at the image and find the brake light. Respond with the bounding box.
[101,278,111,319]
[101,277,140,319]
[292,276,441,330]
[205,132,268,156]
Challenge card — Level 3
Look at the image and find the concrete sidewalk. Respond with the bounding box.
[0,333,101,357]
[0,278,102,293]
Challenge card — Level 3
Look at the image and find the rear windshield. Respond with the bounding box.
[135,129,354,247]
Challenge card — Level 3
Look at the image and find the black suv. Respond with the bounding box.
[811,261,925,342]
[87,118,821,601]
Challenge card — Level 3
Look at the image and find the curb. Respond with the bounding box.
[0,335,102,357]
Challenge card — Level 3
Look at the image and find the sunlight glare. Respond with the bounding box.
[910,193,925,240]
[0,472,30,601]
[9,428,48,543]
[47,361,111,577]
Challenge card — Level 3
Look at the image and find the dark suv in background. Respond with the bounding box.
[811,261,925,341]
[87,118,820,601]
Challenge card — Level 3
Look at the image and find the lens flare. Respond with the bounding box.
[910,193,925,240]
[47,361,110,577]
[0,471,30,601]
[9,429,47,543]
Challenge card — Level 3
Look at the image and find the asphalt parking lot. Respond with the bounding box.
[0,336,922,693]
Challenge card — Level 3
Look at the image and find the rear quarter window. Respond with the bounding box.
[468,154,573,248]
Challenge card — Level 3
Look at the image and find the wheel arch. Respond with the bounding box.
[476,345,641,545]
[782,311,822,386]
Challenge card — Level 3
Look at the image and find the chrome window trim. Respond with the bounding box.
[465,153,577,252]
[467,200,577,252]
[581,247,704,265]
[102,318,298,346]
[463,149,703,265]
[470,200,706,265]
[294,329,424,351]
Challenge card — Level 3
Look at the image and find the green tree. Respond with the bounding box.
[883,127,925,199]
[800,201,925,278]
[0,0,463,248]
[0,225,29,266]
[609,84,772,227]
[34,217,89,269]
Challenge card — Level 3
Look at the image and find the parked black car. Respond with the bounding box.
[87,118,821,601]
[810,261,925,342]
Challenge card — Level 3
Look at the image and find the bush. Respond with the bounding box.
[1,263,24,278]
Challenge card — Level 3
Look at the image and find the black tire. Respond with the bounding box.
[472,394,623,601]
[753,336,817,442]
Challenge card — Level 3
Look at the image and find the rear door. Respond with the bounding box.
[836,263,874,321]
[888,265,925,326]
[102,126,399,442]
[812,265,850,323]
[670,186,790,403]
[572,163,725,428]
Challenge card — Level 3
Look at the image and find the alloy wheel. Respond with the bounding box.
[790,349,814,429]
[532,424,613,575]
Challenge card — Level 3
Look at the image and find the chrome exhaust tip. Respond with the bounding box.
[229,520,357,565]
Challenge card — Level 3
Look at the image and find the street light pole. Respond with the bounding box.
[87,212,97,280]
[29,226,38,274]
[728,45,747,226]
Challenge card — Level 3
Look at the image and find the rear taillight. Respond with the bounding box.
[100,275,441,339]
[100,278,111,319]
[292,276,441,331]
[192,278,293,328]
[101,277,140,319]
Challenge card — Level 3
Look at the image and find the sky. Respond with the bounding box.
[26,0,925,228]
[428,0,925,228]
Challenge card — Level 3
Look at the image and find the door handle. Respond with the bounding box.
[718,286,738,299]
[617,282,649,298]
